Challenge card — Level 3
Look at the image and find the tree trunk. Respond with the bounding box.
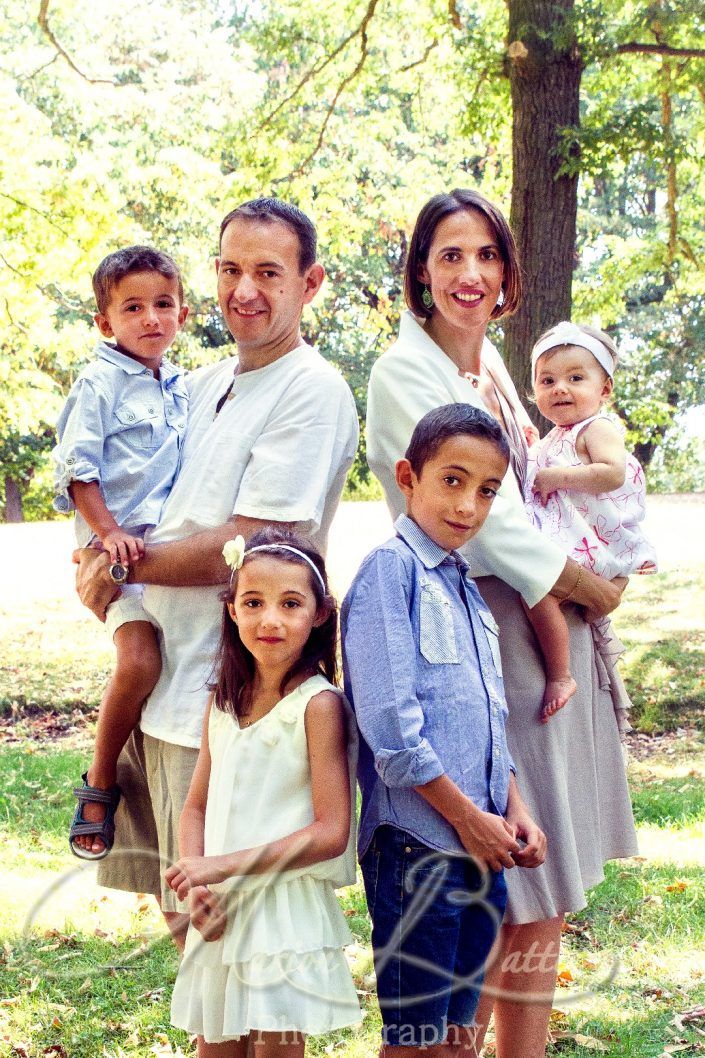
[3,476,24,522]
[503,0,583,430]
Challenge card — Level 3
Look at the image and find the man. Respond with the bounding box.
[75,198,359,943]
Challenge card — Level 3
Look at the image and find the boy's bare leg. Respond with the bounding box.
[162,908,189,953]
[73,621,161,855]
[523,597,577,722]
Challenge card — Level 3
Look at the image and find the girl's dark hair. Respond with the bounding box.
[211,527,337,719]
[404,189,522,321]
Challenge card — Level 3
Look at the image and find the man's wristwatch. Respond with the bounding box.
[108,561,129,585]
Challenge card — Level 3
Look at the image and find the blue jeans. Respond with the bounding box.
[361,825,507,1047]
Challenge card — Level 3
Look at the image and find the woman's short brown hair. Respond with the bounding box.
[404,189,522,322]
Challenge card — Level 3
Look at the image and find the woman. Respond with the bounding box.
[366,189,637,1058]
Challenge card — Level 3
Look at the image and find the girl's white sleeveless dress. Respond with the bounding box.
[170,674,361,1043]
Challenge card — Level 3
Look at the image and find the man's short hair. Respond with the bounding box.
[405,404,510,475]
[219,198,317,273]
[92,246,183,316]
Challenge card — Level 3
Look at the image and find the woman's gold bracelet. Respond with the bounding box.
[561,564,584,604]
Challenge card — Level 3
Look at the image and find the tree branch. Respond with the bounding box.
[258,0,379,132]
[616,41,705,59]
[37,0,122,85]
[399,39,438,73]
[0,192,71,238]
[0,252,87,315]
[272,0,379,181]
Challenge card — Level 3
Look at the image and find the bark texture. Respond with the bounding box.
[503,0,582,429]
[3,476,23,522]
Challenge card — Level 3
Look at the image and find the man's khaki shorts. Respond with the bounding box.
[96,729,199,912]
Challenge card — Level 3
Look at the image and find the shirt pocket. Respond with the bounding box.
[419,580,459,665]
[114,401,166,451]
[479,609,503,677]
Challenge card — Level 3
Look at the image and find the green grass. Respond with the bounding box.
[0,740,703,1058]
[614,566,705,733]
[0,597,111,715]
[1,523,703,1056]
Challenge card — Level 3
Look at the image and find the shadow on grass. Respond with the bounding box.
[621,634,705,732]
[630,775,705,828]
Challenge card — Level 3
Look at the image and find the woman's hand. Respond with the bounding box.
[582,573,628,623]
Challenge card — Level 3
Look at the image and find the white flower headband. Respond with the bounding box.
[222,536,327,593]
[531,321,615,381]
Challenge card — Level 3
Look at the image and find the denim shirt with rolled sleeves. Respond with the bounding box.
[52,341,188,547]
[342,514,515,859]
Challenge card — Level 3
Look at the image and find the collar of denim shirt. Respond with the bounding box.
[394,513,469,574]
[96,340,183,388]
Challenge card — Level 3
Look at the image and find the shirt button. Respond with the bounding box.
[404,846,412,854]
[66,456,75,465]
[55,496,69,511]
[126,412,135,422]
[147,406,155,414]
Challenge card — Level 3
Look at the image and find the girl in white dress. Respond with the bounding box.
[166,527,360,1057]
[525,321,657,722]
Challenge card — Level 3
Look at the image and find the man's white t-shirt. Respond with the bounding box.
[139,343,359,748]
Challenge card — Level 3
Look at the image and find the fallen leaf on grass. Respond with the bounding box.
[77,978,92,994]
[660,1043,693,1054]
[666,881,691,893]
[574,1035,608,1051]
[556,968,574,986]
[10,1045,29,1058]
[551,1031,607,1051]
[42,1046,68,1057]
[682,1008,705,1023]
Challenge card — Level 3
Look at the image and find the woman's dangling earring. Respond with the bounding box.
[496,289,505,308]
[421,285,434,310]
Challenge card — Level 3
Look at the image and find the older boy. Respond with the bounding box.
[53,246,189,859]
[342,404,546,1056]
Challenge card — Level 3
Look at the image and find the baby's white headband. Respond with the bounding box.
[531,321,615,380]
[222,536,327,593]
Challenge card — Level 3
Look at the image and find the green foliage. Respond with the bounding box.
[2,0,704,518]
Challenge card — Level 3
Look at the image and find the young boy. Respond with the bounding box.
[342,404,546,1054]
[53,246,189,859]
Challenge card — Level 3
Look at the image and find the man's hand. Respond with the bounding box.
[187,885,227,942]
[101,528,145,565]
[532,468,563,507]
[72,547,121,622]
[165,854,233,901]
[455,806,521,873]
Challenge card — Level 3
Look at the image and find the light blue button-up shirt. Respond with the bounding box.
[342,514,514,858]
[52,341,188,546]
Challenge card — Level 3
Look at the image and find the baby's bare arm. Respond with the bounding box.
[534,418,626,502]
